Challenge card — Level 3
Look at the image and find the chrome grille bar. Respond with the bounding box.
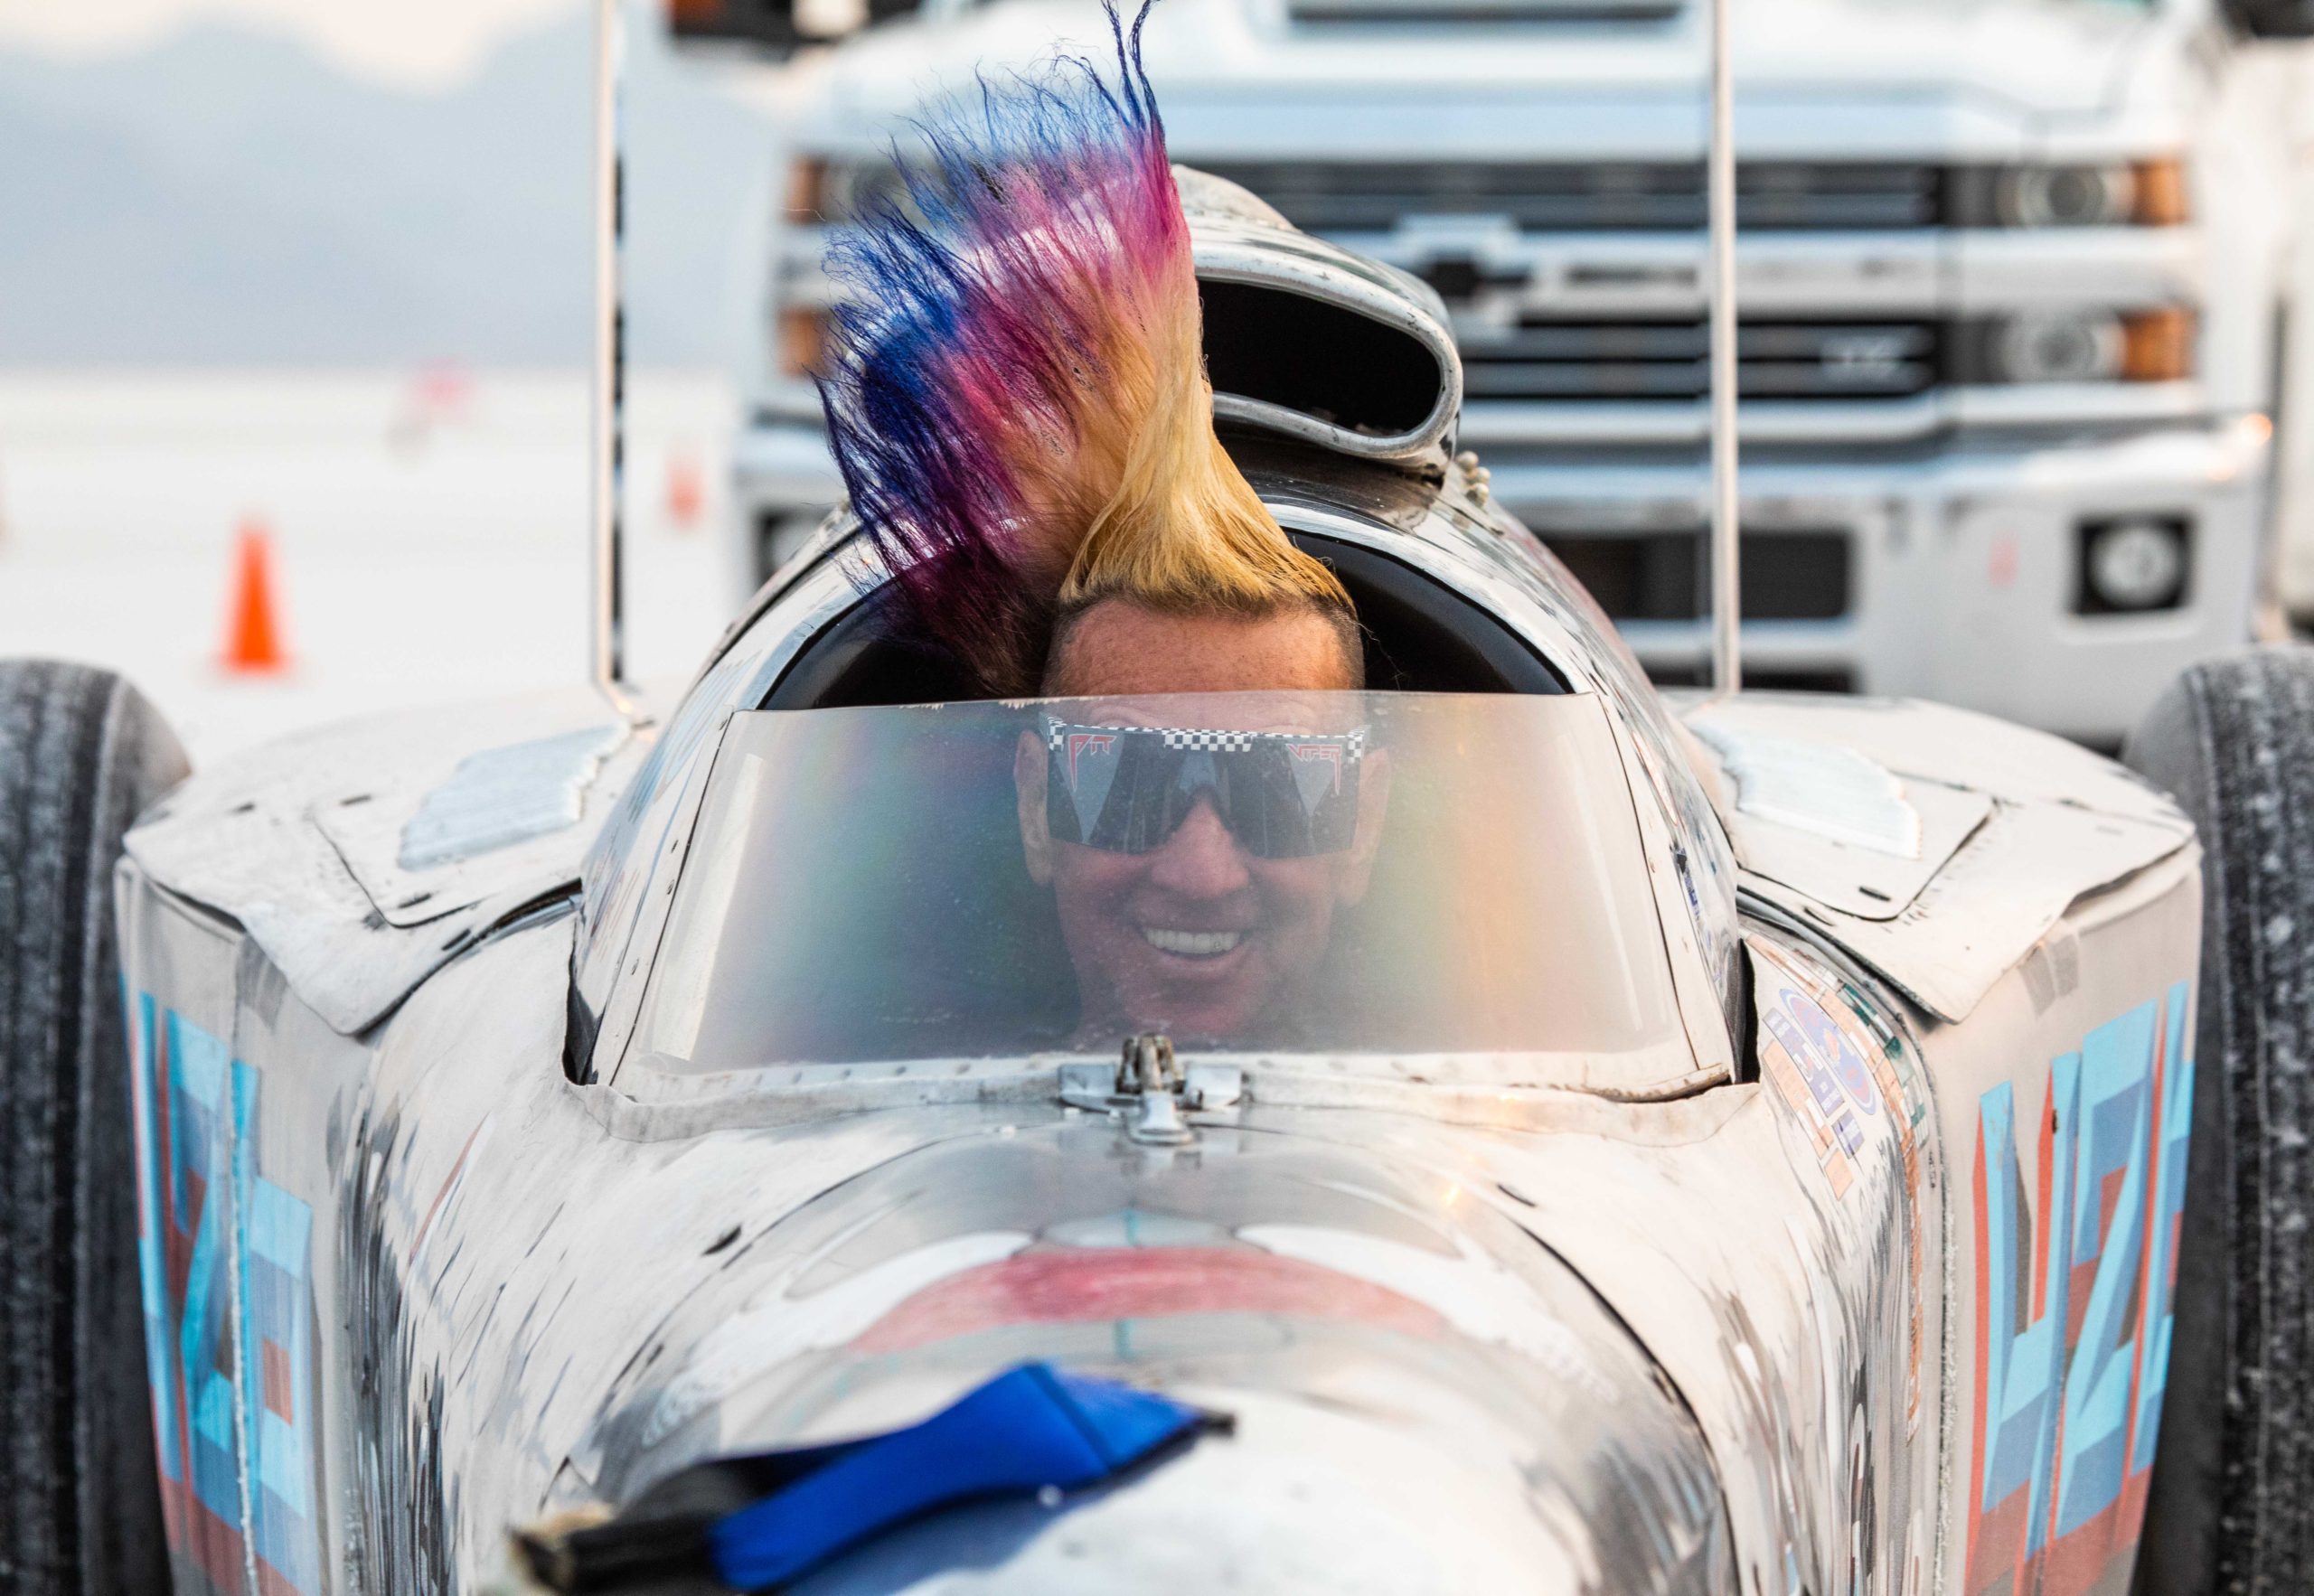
[1456,319,1941,400]
[1194,160,1942,232]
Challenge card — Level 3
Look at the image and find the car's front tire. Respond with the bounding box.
[2128,645,2314,1595]
[0,660,183,1595]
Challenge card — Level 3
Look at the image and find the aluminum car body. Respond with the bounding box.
[117,183,2200,1596]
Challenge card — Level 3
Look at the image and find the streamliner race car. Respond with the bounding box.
[7,168,2314,1596]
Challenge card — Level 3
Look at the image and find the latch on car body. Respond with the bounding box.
[1059,1034,1243,1146]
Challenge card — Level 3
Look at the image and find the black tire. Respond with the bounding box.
[0,661,186,1596]
[2127,645,2314,1596]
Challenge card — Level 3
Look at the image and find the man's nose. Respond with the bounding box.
[1148,799,1252,897]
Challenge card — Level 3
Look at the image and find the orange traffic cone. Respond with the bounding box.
[667,454,706,531]
[221,519,288,674]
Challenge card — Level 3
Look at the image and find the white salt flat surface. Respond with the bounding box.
[0,368,748,765]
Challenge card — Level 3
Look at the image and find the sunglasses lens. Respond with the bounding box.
[1047,723,1360,859]
[1251,744,1362,858]
[1107,738,1184,853]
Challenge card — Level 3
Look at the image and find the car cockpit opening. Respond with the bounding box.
[760,516,1575,714]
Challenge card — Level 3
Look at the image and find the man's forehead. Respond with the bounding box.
[1045,597,1359,699]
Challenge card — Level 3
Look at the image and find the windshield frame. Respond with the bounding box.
[603,689,1726,1109]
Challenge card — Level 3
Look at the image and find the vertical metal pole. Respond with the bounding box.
[1707,0,1742,696]
[590,0,631,706]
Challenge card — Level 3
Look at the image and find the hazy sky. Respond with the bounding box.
[0,0,581,88]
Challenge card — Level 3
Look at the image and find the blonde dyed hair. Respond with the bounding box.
[1056,295,1352,620]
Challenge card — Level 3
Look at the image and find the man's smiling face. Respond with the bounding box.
[1015,597,1386,1044]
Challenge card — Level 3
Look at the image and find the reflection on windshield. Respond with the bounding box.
[629,692,1689,1076]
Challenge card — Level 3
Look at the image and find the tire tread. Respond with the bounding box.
[0,660,183,1596]
[2130,645,2314,1596]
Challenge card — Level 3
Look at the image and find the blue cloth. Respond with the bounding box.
[706,1364,1215,1591]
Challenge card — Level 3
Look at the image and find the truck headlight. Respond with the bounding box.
[1969,306,2195,384]
[1994,309,2125,383]
[1950,156,2187,227]
[2000,164,2135,228]
[2078,516,2190,614]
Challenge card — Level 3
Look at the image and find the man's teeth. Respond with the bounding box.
[1143,928,1244,957]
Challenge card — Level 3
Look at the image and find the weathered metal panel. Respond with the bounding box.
[118,865,252,1596]
[217,936,372,1596]
[334,723,629,906]
[1689,712,1994,919]
[1926,843,2202,1596]
[126,688,663,1035]
[1682,695,2194,1022]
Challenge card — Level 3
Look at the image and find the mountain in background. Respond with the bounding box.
[0,5,780,364]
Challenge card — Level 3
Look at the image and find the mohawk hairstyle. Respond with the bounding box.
[816,0,1354,697]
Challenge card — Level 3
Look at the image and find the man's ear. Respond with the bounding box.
[1015,728,1055,885]
[1338,749,1390,905]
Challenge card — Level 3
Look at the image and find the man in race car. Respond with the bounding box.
[813,4,1387,1044]
[1015,638,1388,1046]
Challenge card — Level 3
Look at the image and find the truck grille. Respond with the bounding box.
[1546,529,1851,622]
[1460,317,1941,402]
[1197,161,1942,233]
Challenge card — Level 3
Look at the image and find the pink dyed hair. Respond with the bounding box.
[815,1,1351,695]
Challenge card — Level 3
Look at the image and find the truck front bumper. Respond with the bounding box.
[1492,416,2270,746]
[732,412,2268,746]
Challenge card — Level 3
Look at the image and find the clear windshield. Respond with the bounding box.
[627,692,1689,1079]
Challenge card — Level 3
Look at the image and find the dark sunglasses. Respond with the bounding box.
[1041,718,1367,859]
